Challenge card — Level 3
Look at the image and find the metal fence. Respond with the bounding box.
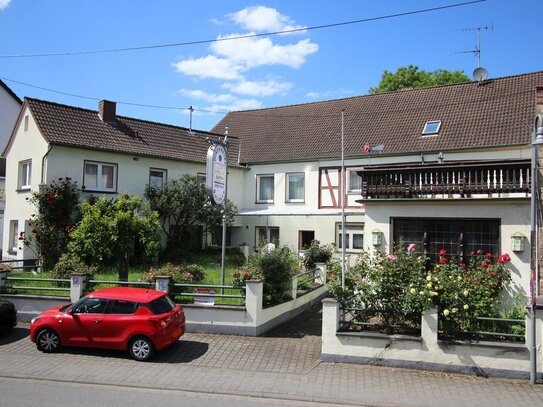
[439,315,526,342]
[1,275,70,296]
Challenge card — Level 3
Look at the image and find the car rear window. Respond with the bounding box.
[110,300,138,314]
[149,296,176,314]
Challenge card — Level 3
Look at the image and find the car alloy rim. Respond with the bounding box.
[40,332,59,350]
[132,339,150,359]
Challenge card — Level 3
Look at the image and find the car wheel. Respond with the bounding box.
[36,329,61,353]
[129,336,155,361]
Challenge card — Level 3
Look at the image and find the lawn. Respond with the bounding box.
[1,251,246,305]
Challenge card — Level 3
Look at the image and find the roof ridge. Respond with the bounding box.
[224,70,543,115]
[26,97,237,140]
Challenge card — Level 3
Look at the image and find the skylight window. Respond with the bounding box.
[422,120,442,135]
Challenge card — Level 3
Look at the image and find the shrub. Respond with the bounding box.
[51,253,96,285]
[246,244,299,304]
[302,240,334,270]
[145,263,196,284]
[23,177,81,271]
[226,248,247,268]
[182,264,205,283]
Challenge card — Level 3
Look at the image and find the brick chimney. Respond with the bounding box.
[537,86,543,115]
[98,100,116,122]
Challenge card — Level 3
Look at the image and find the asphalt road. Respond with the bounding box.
[0,377,346,407]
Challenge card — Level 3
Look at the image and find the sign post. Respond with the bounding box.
[206,131,229,292]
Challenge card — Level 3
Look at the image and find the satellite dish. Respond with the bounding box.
[473,66,488,82]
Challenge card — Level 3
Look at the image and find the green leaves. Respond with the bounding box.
[369,65,470,93]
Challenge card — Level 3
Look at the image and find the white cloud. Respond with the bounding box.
[172,55,245,80]
[223,79,292,97]
[179,89,235,104]
[306,89,354,100]
[228,6,305,33]
[212,34,318,69]
[0,0,11,10]
[207,98,263,113]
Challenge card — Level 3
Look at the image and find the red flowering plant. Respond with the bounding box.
[22,177,81,271]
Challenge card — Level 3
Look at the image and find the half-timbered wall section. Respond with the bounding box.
[319,167,365,209]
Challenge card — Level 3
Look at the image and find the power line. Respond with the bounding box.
[0,1,485,59]
[0,76,230,115]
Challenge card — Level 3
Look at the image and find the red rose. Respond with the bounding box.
[497,258,504,264]
[439,249,447,255]
[439,257,448,264]
[469,251,475,256]
[482,262,489,268]
[487,271,494,276]
[476,250,482,254]
[460,263,466,268]
[485,252,492,258]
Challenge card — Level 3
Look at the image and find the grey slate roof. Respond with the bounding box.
[212,71,543,164]
[22,98,241,167]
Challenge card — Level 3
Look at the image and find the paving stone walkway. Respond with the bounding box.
[1,304,543,406]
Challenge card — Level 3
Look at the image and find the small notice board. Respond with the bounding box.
[194,288,215,306]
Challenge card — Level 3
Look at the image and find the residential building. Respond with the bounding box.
[3,71,543,302]
[213,71,543,300]
[0,80,23,251]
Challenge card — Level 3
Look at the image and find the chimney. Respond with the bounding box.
[98,100,116,122]
[536,86,543,116]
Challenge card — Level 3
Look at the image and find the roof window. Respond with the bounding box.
[422,120,441,136]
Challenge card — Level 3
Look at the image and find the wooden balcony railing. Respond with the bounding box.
[357,160,531,200]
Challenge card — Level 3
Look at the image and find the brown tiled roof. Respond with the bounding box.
[24,98,241,167]
[0,79,22,104]
[212,71,543,164]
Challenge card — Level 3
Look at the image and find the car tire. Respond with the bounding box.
[36,329,61,353]
[129,336,155,361]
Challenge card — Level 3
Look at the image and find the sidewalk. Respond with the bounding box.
[1,321,543,407]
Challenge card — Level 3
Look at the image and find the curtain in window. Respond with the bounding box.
[288,174,304,200]
[259,176,274,201]
[102,166,114,189]
[85,164,98,188]
[349,170,362,191]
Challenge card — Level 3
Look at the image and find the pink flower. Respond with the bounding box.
[497,258,504,264]
[485,252,492,258]
[481,262,489,268]
[387,254,396,261]
[487,270,494,276]
[476,249,482,254]
[469,251,475,256]
[407,243,416,252]
[500,253,511,262]
[460,263,466,268]
[439,249,447,255]
[439,257,448,264]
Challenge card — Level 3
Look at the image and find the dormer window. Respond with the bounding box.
[422,120,441,136]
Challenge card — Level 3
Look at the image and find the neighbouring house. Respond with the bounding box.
[213,70,543,301]
[0,80,23,252]
[1,98,244,261]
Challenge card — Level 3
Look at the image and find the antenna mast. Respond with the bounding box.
[457,25,491,66]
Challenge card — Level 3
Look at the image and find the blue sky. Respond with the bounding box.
[0,0,541,132]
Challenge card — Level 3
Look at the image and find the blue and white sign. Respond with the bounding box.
[206,143,227,205]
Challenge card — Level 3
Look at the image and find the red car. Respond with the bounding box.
[30,287,185,361]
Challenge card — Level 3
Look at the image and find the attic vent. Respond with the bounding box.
[422,120,441,136]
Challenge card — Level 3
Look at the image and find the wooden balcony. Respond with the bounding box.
[357,160,531,200]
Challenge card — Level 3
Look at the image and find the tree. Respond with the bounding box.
[369,65,470,94]
[69,194,160,281]
[144,175,237,255]
[24,177,81,271]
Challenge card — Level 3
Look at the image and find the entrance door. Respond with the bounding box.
[299,230,315,250]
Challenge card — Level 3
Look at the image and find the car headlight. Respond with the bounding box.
[30,317,41,324]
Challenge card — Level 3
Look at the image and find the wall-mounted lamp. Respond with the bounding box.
[372,229,383,246]
[511,232,525,252]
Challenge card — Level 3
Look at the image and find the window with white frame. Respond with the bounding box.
[18,160,31,190]
[336,223,364,251]
[286,173,305,202]
[149,168,167,190]
[348,168,363,193]
[256,175,274,203]
[9,220,18,253]
[83,161,117,192]
[422,120,442,136]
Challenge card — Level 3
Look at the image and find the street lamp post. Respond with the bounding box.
[530,114,543,384]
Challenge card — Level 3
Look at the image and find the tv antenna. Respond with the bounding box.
[456,24,492,81]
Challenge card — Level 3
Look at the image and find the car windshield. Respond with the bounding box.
[149,296,176,314]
